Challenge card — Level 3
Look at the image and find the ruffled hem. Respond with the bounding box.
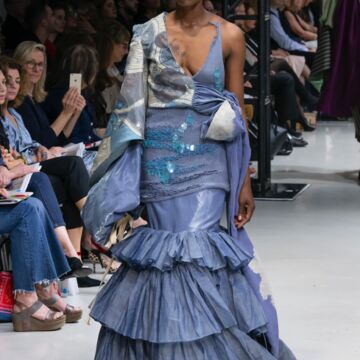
[90,262,268,343]
[95,326,277,360]
[111,226,253,271]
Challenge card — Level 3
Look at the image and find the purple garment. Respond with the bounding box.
[319,0,360,117]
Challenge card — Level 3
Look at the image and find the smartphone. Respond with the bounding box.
[69,73,82,93]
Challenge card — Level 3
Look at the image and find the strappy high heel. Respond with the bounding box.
[12,300,65,332]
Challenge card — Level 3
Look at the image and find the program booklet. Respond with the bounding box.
[7,163,41,192]
[0,191,33,205]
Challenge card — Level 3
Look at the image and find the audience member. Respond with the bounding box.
[13,42,84,148]
[0,170,82,331]
[75,0,97,34]
[0,62,90,277]
[42,44,101,145]
[134,0,161,24]
[95,0,117,20]
[24,0,58,65]
[47,0,66,44]
[2,0,31,51]
[117,0,139,32]
[283,0,317,42]
[0,57,100,287]
[94,20,130,130]
[270,0,315,67]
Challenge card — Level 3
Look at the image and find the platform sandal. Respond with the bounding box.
[12,300,65,332]
[40,294,83,323]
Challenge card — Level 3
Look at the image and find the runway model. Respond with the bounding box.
[83,1,296,358]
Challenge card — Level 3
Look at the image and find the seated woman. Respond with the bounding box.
[42,44,102,142]
[0,57,95,285]
[13,42,85,150]
[236,1,316,132]
[283,0,318,43]
[94,20,130,133]
[0,167,82,331]
[42,44,103,170]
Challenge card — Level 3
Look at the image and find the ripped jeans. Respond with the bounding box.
[0,198,70,292]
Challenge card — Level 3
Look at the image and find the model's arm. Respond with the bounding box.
[224,22,246,115]
[223,22,255,228]
[284,10,317,41]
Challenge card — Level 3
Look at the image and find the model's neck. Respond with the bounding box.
[174,3,208,26]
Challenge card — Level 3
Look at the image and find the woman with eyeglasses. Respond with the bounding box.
[13,41,85,149]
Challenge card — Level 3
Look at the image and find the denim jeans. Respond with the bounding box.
[0,198,70,292]
[27,172,66,228]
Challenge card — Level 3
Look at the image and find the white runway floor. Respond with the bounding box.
[1,121,360,360]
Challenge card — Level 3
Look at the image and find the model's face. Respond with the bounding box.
[6,69,21,101]
[53,9,66,33]
[0,71,7,105]
[103,0,117,18]
[176,0,203,8]
[23,50,45,85]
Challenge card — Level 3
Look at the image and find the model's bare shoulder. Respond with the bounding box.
[221,20,244,42]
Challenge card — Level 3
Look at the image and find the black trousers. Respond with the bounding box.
[40,156,90,229]
[270,71,301,125]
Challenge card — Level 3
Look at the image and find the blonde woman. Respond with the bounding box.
[13,41,85,150]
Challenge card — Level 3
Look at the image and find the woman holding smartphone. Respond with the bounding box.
[0,56,94,285]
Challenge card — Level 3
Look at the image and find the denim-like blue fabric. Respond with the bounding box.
[91,190,275,359]
[0,198,70,291]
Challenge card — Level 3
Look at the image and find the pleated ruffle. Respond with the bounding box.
[111,226,253,271]
[91,227,273,357]
[95,326,277,360]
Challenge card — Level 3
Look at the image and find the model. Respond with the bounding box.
[83,1,295,359]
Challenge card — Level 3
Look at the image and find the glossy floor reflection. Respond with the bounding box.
[1,121,359,360]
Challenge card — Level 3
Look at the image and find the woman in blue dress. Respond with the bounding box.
[83,1,296,359]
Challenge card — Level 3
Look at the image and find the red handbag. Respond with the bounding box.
[0,271,13,322]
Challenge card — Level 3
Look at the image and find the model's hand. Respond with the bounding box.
[234,171,255,229]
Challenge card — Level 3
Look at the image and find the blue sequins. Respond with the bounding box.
[213,67,223,92]
[143,110,216,183]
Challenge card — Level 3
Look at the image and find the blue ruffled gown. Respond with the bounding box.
[87,13,295,360]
